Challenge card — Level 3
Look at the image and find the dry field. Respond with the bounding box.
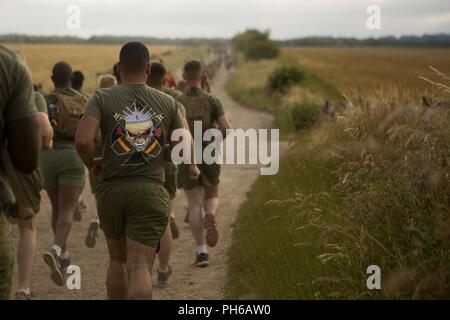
[6,43,206,93]
[284,47,450,95]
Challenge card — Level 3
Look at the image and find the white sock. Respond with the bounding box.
[19,288,31,295]
[201,207,206,218]
[197,245,208,255]
[170,212,175,219]
[60,251,70,259]
[52,245,62,257]
[92,216,99,223]
[158,266,169,273]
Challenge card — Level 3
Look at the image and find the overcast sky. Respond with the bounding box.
[0,0,449,39]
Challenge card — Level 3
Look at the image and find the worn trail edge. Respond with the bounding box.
[13,65,280,300]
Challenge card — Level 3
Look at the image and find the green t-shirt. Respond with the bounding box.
[34,91,47,113]
[83,83,183,183]
[45,87,85,149]
[162,88,186,118]
[163,87,182,99]
[0,45,37,209]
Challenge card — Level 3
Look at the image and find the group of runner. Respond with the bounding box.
[0,42,232,299]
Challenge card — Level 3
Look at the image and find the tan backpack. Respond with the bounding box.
[177,89,213,134]
[53,89,87,139]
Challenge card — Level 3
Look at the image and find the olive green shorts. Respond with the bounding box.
[7,169,41,220]
[40,148,85,189]
[0,213,14,300]
[96,178,170,248]
[178,163,220,191]
[163,162,178,200]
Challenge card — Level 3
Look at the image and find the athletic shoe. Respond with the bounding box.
[195,253,209,267]
[60,255,71,270]
[203,213,219,247]
[43,249,64,286]
[14,290,35,300]
[170,217,179,239]
[85,220,99,248]
[157,265,172,286]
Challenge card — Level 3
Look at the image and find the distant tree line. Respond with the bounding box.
[0,34,227,46]
[1,33,449,47]
[277,34,450,47]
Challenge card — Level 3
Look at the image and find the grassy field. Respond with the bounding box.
[6,43,207,93]
[226,48,450,299]
[226,53,340,134]
[285,47,450,95]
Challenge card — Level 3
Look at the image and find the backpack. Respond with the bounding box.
[53,89,87,139]
[177,89,213,134]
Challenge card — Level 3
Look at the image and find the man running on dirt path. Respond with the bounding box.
[84,74,118,249]
[76,42,199,299]
[41,61,88,287]
[177,60,232,267]
[71,70,90,222]
[146,62,186,286]
[8,90,53,300]
[0,44,41,300]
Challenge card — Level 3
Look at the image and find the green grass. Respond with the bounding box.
[226,53,450,299]
[226,53,340,134]
[227,134,343,299]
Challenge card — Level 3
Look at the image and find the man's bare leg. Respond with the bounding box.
[16,216,37,294]
[185,187,204,247]
[185,187,210,266]
[158,224,172,272]
[54,186,82,250]
[204,196,219,216]
[46,188,59,234]
[126,238,156,300]
[105,238,127,300]
[203,185,219,247]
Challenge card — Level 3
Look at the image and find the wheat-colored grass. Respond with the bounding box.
[284,47,450,95]
[6,43,204,93]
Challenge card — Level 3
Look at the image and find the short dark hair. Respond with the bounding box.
[119,42,150,74]
[71,70,84,90]
[147,62,166,87]
[52,61,72,85]
[183,60,202,81]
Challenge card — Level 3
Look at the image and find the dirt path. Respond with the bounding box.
[12,65,279,300]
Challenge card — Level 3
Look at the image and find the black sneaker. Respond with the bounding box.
[157,265,172,286]
[60,255,71,270]
[43,249,64,286]
[170,217,179,239]
[85,220,99,248]
[195,253,209,267]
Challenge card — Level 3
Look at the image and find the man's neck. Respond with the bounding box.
[54,84,70,90]
[120,73,147,84]
[185,81,201,90]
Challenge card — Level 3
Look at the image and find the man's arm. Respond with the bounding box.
[75,115,100,170]
[217,114,232,138]
[6,115,41,173]
[6,55,40,173]
[39,112,53,150]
